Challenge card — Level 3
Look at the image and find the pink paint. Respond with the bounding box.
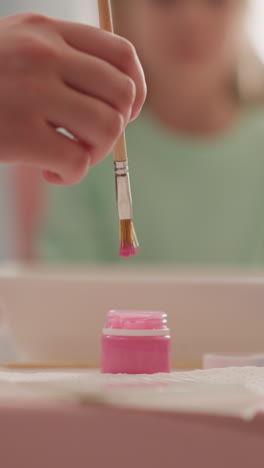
[101,310,171,374]
[120,244,136,258]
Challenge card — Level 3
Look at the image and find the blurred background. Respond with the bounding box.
[2,0,264,268]
[1,0,264,367]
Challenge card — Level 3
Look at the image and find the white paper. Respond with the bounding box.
[1,367,264,420]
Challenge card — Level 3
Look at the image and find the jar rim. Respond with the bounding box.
[106,310,168,331]
[103,328,170,337]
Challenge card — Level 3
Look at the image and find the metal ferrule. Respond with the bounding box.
[114,161,133,220]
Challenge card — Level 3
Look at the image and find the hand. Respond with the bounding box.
[0,13,146,185]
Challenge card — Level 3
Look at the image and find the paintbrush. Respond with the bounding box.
[98,0,139,258]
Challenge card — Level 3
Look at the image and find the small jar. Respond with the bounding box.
[101,310,171,374]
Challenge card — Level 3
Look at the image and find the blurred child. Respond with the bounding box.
[17,0,264,265]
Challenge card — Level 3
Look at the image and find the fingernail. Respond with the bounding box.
[130,97,147,122]
[85,155,92,175]
[130,107,141,122]
[42,170,63,184]
[130,80,147,122]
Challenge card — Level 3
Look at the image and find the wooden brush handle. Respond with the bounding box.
[113,133,128,163]
[98,0,128,163]
[98,0,113,32]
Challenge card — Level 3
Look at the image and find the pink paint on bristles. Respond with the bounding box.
[120,244,137,258]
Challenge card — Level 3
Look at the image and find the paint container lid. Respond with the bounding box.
[103,310,170,337]
[105,310,168,330]
[203,353,264,369]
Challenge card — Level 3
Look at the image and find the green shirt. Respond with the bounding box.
[40,107,264,266]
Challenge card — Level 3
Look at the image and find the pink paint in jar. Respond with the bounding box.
[101,310,171,374]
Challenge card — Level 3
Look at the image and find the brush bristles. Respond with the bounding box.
[119,219,139,258]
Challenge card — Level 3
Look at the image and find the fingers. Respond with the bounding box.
[0,13,146,186]
[62,50,136,125]
[44,126,92,185]
[19,122,91,185]
[48,85,124,165]
[55,20,147,120]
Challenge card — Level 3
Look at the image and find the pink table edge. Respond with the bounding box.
[0,400,264,468]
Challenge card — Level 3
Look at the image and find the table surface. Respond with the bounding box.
[0,365,264,468]
[0,397,263,468]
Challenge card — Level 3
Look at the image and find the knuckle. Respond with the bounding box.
[14,14,59,67]
[21,12,53,27]
[17,36,60,66]
[118,38,137,68]
[35,42,59,63]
